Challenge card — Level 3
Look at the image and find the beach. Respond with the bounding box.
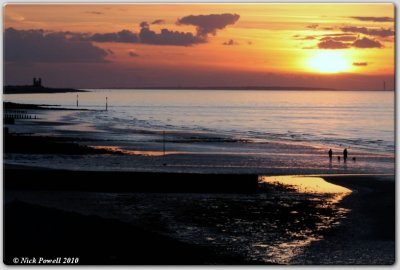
[2,93,395,265]
[4,167,395,264]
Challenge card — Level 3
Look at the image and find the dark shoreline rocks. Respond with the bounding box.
[4,85,86,94]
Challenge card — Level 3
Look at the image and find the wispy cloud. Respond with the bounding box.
[222,39,239,45]
[353,62,368,66]
[306,24,319,29]
[320,35,357,42]
[349,16,394,22]
[152,19,166,25]
[85,11,103,15]
[340,26,394,37]
[317,39,350,49]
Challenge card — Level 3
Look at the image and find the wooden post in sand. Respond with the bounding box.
[163,131,166,156]
[106,97,108,111]
[76,94,79,107]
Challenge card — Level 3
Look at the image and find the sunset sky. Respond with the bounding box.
[4,3,395,90]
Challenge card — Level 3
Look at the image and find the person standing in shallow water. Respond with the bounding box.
[343,148,348,162]
[328,149,333,160]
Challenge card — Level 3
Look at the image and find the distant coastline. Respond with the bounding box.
[4,85,87,94]
[86,86,393,91]
[4,85,394,93]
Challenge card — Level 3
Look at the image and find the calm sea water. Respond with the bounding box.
[4,89,395,154]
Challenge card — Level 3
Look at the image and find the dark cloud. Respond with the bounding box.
[4,27,108,63]
[349,16,394,22]
[340,26,394,37]
[352,37,383,48]
[176,13,240,38]
[140,21,150,29]
[306,24,319,29]
[223,39,239,45]
[88,13,240,47]
[353,62,368,66]
[320,35,357,42]
[321,27,334,31]
[139,26,204,46]
[152,19,166,25]
[317,39,350,49]
[128,51,139,57]
[91,29,138,43]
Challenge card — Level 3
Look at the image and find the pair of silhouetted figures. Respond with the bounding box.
[329,148,354,162]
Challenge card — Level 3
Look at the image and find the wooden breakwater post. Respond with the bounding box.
[163,131,166,156]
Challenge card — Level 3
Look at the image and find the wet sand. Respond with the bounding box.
[3,101,394,175]
[291,175,395,264]
[4,200,245,265]
[3,166,395,265]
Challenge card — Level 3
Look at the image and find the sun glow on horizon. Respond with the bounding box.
[307,51,352,73]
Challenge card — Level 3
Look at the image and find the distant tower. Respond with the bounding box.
[33,77,42,87]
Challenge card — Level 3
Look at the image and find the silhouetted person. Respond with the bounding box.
[328,149,333,160]
[343,148,348,162]
[337,156,340,162]
[352,157,356,162]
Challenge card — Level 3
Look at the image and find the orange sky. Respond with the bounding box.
[3,4,395,90]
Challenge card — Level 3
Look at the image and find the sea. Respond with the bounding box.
[3,89,395,174]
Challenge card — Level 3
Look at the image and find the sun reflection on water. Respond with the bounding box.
[258,175,352,263]
[259,175,352,204]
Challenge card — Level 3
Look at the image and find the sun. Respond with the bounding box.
[307,51,351,73]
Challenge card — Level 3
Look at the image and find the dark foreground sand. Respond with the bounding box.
[3,167,395,265]
[4,200,245,265]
